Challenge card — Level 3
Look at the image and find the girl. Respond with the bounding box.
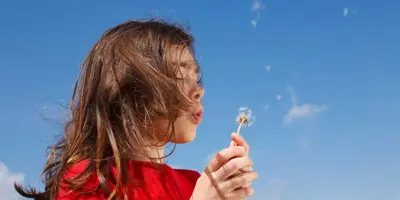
[15,19,258,200]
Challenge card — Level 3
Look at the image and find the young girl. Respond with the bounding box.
[15,19,258,200]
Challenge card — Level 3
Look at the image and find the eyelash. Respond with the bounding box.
[176,76,202,86]
[196,74,203,85]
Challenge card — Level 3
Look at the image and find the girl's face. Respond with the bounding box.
[153,48,204,144]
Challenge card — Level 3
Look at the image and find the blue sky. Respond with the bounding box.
[0,0,399,199]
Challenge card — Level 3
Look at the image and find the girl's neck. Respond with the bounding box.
[128,146,165,164]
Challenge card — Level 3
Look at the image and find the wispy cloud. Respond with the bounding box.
[250,0,266,27]
[284,86,327,124]
[343,7,357,17]
[343,7,349,16]
[251,13,260,27]
[276,94,282,101]
[265,65,271,71]
[0,162,24,200]
[285,104,327,123]
[251,0,266,12]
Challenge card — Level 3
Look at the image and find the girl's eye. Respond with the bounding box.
[196,70,203,84]
[175,69,186,79]
[196,74,203,86]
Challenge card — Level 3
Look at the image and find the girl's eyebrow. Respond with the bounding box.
[178,60,199,74]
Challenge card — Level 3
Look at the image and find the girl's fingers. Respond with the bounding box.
[214,156,253,180]
[229,132,252,173]
[206,146,246,172]
[231,166,253,178]
[230,132,250,156]
[227,187,255,200]
[240,166,253,173]
[221,171,258,193]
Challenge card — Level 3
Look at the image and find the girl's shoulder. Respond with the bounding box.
[58,160,201,199]
[173,168,201,184]
[58,160,100,199]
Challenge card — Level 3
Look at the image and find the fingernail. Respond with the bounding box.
[241,167,252,172]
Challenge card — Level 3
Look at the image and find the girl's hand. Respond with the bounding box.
[191,146,258,200]
[230,132,250,157]
[230,132,253,185]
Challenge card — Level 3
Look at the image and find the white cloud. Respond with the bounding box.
[250,13,260,27]
[276,94,282,101]
[265,65,271,71]
[251,19,258,27]
[263,104,269,110]
[0,162,24,200]
[343,7,349,16]
[286,86,298,105]
[285,104,327,123]
[251,0,266,12]
[284,86,327,123]
[343,7,357,17]
[250,0,265,28]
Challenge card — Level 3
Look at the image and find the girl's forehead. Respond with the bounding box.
[169,48,199,72]
[169,47,194,61]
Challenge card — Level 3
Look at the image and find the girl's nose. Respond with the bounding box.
[191,86,204,102]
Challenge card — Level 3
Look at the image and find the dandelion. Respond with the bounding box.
[235,107,255,135]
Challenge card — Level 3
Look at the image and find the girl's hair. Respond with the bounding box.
[15,19,200,200]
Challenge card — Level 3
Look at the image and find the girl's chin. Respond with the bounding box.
[171,131,197,144]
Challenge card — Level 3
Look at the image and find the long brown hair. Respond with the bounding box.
[15,19,200,200]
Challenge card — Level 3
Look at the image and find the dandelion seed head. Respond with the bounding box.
[236,106,255,127]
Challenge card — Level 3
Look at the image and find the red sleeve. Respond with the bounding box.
[172,169,201,200]
[175,169,201,189]
[57,160,105,200]
[178,170,201,185]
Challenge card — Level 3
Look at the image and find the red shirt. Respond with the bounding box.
[57,160,200,200]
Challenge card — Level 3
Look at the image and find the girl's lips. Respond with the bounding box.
[192,114,202,124]
[196,110,203,117]
[192,109,203,124]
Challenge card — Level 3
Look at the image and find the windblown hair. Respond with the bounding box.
[15,19,200,200]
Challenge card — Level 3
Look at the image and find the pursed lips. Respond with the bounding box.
[191,106,203,124]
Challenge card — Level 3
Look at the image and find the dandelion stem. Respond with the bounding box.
[236,121,244,135]
[232,121,244,146]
